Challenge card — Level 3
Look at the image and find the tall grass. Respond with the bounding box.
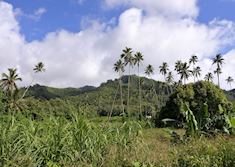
[0,112,142,166]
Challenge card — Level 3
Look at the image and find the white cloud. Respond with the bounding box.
[103,0,199,18]
[14,7,47,21]
[1,0,235,90]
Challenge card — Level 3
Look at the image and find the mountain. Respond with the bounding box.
[21,84,96,100]
[20,76,235,118]
[20,75,173,117]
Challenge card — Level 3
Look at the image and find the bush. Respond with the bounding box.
[157,81,233,134]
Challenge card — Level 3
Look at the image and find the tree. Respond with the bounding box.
[159,62,169,81]
[0,68,22,111]
[166,72,174,85]
[192,66,201,83]
[1,68,22,99]
[166,71,174,94]
[145,65,159,109]
[145,65,154,78]
[175,60,183,72]
[158,81,233,134]
[204,72,213,82]
[212,54,224,87]
[175,60,183,83]
[113,59,125,116]
[121,47,134,116]
[189,55,198,67]
[214,67,222,87]
[178,62,191,85]
[134,52,144,119]
[226,76,234,90]
[21,62,46,99]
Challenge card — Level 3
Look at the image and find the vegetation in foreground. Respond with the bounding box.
[0,113,234,167]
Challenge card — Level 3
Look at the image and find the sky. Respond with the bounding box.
[1,0,235,89]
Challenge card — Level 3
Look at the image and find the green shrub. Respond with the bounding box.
[158,81,233,134]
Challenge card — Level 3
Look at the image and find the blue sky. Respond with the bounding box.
[6,0,123,41]
[5,0,235,41]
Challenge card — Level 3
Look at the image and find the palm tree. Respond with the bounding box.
[145,65,154,78]
[166,71,174,94]
[134,52,144,119]
[226,76,234,89]
[159,62,169,81]
[189,55,198,67]
[166,72,174,85]
[34,62,46,73]
[175,60,183,82]
[175,60,183,72]
[1,68,22,99]
[1,68,22,111]
[178,62,191,85]
[214,67,222,87]
[21,62,46,99]
[121,47,134,117]
[113,59,125,116]
[194,66,201,81]
[204,72,213,82]
[212,54,224,87]
[145,64,157,99]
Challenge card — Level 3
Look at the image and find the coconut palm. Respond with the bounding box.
[166,71,174,94]
[1,68,22,111]
[134,52,144,118]
[33,62,46,73]
[189,55,198,67]
[145,64,158,102]
[204,72,213,82]
[226,76,234,89]
[145,65,154,78]
[175,60,183,82]
[212,54,224,87]
[1,68,22,99]
[178,62,191,85]
[214,67,222,87]
[175,60,183,72]
[159,62,169,81]
[192,66,202,83]
[113,59,125,116]
[166,72,174,85]
[21,62,46,99]
[121,47,134,116]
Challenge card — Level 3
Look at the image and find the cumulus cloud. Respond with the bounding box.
[0,0,235,89]
[103,0,199,18]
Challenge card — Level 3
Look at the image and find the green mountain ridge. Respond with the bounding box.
[21,84,96,100]
[19,75,235,118]
[22,75,235,102]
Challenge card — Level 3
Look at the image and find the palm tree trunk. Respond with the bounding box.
[127,65,130,117]
[109,84,120,122]
[119,72,125,116]
[20,78,35,100]
[138,65,142,120]
[151,79,159,110]
[217,73,220,87]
